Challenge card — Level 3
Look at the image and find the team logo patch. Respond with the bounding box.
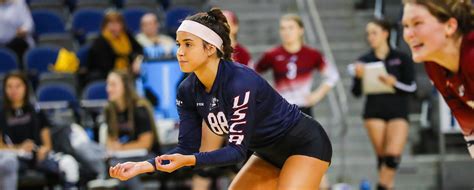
[176,99,183,107]
[388,58,401,66]
[210,97,219,110]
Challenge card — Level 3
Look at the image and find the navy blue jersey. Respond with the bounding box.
[155,60,302,168]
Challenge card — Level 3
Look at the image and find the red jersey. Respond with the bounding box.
[233,43,252,66]
[425,31,474,135]
[255,45,328,107]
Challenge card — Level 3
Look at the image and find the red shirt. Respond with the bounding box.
[425,31,474,135]
[233,43,252,66]
[255,45,327,106]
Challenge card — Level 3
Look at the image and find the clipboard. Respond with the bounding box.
[362,61,395,94]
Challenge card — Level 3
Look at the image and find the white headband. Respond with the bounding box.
[177,20,223,52]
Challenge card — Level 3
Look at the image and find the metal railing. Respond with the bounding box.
[296,0,351,182]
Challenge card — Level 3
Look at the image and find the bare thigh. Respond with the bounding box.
[229,155,280,190]
[364,119,388,155]
[384,119,409,155]
[278,155,329,190]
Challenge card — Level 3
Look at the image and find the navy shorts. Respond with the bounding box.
[253,113,332,169]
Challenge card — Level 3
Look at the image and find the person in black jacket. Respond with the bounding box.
[85,10,143,86]
[0,72,80,190]
[351,19,416,190]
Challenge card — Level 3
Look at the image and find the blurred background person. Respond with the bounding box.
[351,19,416,190]
[0,0,34,63]
[255,14,339,117]
[136,13,176,61]
[85,10,143,87]
[223,10,252,67]
[0,72,80,190]
[104,70,159,190]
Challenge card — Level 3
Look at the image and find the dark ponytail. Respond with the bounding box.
[186,8,233,61]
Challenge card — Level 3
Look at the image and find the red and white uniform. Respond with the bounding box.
[255,45,339,107]
[425,31,474,135]
[233,43,252,67]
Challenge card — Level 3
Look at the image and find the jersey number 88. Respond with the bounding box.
[207,112,229,135]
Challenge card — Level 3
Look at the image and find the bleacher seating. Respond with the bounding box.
[0,48,19,75]
[24,46,60,75]
[123,8,148,34]
[165,7,196,37]
[72,9,104,44]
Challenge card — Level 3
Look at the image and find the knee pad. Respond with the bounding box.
[377,156,383,170]
[377,183,389,190]
[383,156,401,169]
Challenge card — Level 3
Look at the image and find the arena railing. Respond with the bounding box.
[295,0,351,182]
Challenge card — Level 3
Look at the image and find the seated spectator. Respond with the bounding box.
[136,13,176,60]
[0,0,34,63]
[86,10,143,86]
[104,70,159,190]
[0,72,80,190]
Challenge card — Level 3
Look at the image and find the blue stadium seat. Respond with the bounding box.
[123,8,148,34]
[31,10,66,37]
[165,7,196,36]
[82,80,107,100]
[76,44,90,68]
[24,46,60,75]
[37,83,76,102]
[0,48,19,74]
[72,9,104,44]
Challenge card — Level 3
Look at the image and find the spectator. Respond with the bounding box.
[223,10,252,66]
[351,19,416,190]
[255,14,340,117]
[136,13,176,60]
[0,0,34,63]
[104,70,159,190]
[86,10,143,86]
[0,72,80,190]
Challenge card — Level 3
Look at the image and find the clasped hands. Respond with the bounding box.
[109,154,196,181]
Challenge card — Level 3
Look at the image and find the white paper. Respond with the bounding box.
[362,61,395,94]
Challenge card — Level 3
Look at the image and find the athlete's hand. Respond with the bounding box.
[155,154,196,173]
[378,74,397,86]
[109,161,154,181]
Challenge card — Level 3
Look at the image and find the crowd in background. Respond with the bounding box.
[0,0,465,190]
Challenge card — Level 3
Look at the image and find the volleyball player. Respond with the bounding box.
[255,14,339,117]
[402,0,474,157]
[109,8,332,190]
[352,19,416,190]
